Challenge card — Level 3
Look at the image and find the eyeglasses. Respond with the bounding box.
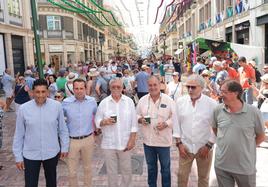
[186,85,198,90]
[55,96,62,99]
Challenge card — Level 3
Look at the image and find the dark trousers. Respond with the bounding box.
[137,92,148,99]
[144,144,171,187]
[24,154,59,187]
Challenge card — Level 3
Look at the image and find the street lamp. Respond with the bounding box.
[160,32,167,57]
[117,43,120,59]
[99,33,105,65]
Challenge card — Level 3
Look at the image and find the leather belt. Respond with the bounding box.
[69,133,92,140]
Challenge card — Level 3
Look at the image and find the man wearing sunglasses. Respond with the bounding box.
[173,74,218,187]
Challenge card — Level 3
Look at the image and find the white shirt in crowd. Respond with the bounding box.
[95,95,138,150]
[173,94,218,154]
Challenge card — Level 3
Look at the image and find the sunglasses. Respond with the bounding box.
[111,85,122,89]
[55,96,62,99]
[186,85,198,90]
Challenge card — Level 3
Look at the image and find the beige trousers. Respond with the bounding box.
[103,149,132,187]
[68,135,94,187]
[178,150,213,187]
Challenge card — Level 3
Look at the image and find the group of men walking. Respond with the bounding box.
[12,68,265,187]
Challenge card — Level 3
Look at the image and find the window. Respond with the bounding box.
[47,16,61,30]
[199,7,204,23]
[8,0,21,16]
[227,0,233,6]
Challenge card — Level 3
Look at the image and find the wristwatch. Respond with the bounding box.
[205,142,213,150]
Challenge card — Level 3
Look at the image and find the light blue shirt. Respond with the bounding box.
[13,99,69,162]
[1,72,14,92]
[192,63,207,74]
[135,71,149,93]
[62,96,97,137]
[25,76,36,90]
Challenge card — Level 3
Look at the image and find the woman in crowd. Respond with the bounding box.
[54,91,65,103]
[166,72,183,100]
[65,72,78,97]
[14,76,31,113]
[86,68,100,104]
[48,74,58,99]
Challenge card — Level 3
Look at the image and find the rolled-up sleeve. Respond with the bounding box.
[95,102,104,129]
[12,107,25,162]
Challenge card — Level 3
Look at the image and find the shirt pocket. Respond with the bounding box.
[217,119,231,138]
[242,126,255,140]
[158,107,171,122]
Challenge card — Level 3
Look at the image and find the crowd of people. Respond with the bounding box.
[0,55,267,187]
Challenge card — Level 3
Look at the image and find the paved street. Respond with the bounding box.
[1,109,268,187]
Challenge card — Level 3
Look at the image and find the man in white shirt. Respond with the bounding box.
[95,77,138,187]
[173,74,218,187]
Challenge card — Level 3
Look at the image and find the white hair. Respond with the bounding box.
[109,77,123,87]
[187,74,206,88]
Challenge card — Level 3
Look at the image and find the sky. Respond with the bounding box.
[104,0,174,53]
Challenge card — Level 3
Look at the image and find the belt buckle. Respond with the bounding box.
[78,136,84,140]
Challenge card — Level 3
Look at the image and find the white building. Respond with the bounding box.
[0,0,34,75]
[174,0,268,64]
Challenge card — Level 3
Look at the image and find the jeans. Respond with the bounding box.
[24,154,59,187]
[143,144,171,187]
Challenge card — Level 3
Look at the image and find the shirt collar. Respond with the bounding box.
[64,95,91,103]
[186,94,203,103]
[108,94,126,102]
[223,102,247,113]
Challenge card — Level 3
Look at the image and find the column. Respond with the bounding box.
[23,36,35,67]
[63,42,68,67]
[22,0,31,29]
[44,43,49,64]
[5,34,14,76]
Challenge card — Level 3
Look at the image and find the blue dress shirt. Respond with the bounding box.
[13,99,69,162]
[62,96,97,137]
[135,71,149,93]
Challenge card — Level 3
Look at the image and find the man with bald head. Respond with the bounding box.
[137,75,177,187]
[174,74,218,187]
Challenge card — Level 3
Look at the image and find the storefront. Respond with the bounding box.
[49,45,63,72]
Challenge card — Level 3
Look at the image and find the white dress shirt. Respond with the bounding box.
[173,94,218,154]
[95,95,138,150]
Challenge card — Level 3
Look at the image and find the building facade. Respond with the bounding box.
[38,0,105,70]
[0,0,34,76]
[173,0,268,64]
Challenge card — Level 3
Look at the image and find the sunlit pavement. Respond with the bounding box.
[0,106,268,187]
